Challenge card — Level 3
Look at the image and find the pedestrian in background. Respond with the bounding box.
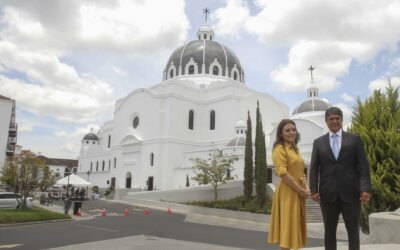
[64,196,72,215]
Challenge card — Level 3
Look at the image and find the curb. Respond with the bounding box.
[0,218,72,227]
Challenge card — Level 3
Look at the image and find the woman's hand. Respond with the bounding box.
[299,188,311,199]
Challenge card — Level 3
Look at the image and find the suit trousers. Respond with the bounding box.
[320,197,361,250]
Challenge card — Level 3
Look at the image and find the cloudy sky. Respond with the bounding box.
[1,0,399,159]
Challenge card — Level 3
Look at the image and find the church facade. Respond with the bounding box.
[77,24,289,190]
[77,24,331,191]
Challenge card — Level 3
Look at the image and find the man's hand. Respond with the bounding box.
[311,193,320,202]
[360,192,371,204]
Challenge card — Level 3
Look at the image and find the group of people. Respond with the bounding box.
[267,107,371,250]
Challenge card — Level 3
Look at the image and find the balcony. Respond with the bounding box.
[6,146,14,157]
[8,123,18,137]
[9,137,17,144]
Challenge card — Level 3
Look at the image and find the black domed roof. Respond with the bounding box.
[227,136,246,147]
[163,25,244,83]
[83,133,99,141]
[292,99,332,115]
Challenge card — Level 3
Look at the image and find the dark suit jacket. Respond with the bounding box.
[309,131,371,203]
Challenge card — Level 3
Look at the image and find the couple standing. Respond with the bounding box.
[268,107,371,250]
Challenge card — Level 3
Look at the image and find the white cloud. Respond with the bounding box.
[341,93,355,103]
[212,0,249,38]
[1,0,189,54]
[0,0,189,124]
[369,76,400,93]
[215,0,400,92]
[18,123,34,132]
[55,124,101,139]
[112,66,127,76]
[59,143,80,156]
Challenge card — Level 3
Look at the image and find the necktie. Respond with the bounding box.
[332,134,339,160]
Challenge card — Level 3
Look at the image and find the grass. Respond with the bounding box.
[0,206,70,224]
[183,195,272,214]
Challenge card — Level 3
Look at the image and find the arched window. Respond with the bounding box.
[169,69,174,79]
[90,162,93,172]
[188,110,194,130]
[210,35,212,40]
[108,135,111,148]
[203,34,207,39]
[96,161,99,172]
[133,116,139,128]
[212,66,219,75]
[188,65,195,75]
[114,157,117,169]
[233,71,238,80]
[108,160,111,170]
[210,110,215,130]
[102,161,105,171]
[198,35,201,40]
[150,153,154,166]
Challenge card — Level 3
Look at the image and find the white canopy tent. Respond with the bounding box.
[56,174,92,187]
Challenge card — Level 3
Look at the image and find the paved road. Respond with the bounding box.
[0,199,325,250]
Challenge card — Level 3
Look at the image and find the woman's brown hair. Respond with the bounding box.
[272,119,300,151]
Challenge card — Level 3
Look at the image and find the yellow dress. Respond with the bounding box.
[267,144,307,250]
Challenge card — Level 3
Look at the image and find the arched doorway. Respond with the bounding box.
[125,172,132,188]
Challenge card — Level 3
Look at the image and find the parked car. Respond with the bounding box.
[0,192,33,209]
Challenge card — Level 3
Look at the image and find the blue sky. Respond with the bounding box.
[0,0,399,159]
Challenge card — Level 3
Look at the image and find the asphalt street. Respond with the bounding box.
[0,199,325,250]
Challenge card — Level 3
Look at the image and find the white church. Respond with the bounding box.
[77,24,331,191]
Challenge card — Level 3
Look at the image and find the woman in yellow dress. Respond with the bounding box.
[268,119,310,250]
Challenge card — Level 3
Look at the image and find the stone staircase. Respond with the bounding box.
[306,199,343,223]
[306,199,323,222]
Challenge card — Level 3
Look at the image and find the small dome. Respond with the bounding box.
[292,99,331,115]
[227,136,246,147]
[83,133,99,141]
[235,120,246,127]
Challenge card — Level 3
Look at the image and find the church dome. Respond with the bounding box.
[163,25,244,83]
[83,133,99,141]
[227,136,246,147]
[292,98,331,115]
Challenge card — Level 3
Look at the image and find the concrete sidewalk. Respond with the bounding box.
[35,199,400,250]
[33,200,94,221]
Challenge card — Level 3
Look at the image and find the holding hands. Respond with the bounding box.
[299,188,311,199]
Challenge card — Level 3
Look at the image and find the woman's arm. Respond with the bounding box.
[281,173,310,199]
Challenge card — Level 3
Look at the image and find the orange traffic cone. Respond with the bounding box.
[124,208,129,216]
[101,208,107,217]
[77,208,81,217]
[167,207,172,215]
[144,207,149,215]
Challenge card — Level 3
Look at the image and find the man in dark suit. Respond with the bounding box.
[309,107,371,250]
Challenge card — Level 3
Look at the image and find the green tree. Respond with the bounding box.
[39,165,56,191]
[349,84,400,233]
[191,151,239,201]
[0,159,19,191]
[255,101,267,206]
[243,111,254,200]
[0,156,48,209]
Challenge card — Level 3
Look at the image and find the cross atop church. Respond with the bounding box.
[308,65,315,83]
[203,8,210,22]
